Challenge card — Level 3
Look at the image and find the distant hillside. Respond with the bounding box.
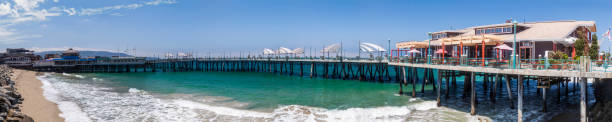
[35,51,132,57]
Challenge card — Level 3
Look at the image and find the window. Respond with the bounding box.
[503,27,513,33]
[476,27,514,34]
[432,33,448,39]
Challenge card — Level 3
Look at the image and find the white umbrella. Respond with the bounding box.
[278,47,294,54]
[178,52,187,57]
[293,48,304,54]
[360,42,387,52]
[407,49,421,53]
[322,43,341,53]
[263,48,275,55]
[494,44,514,50]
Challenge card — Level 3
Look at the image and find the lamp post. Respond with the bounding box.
[512,21,518,69]
[388,39,391,61]
[428,32,432,64]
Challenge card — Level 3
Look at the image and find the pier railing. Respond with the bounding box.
[154,56,609,73]
[387,56,612,73]
[30,55,612,73]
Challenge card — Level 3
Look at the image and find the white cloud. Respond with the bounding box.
[110,13,123,16]
[0,2,12,16]
[0,27,42,44]
[0,0,176,44]
[63,7,75,15]
[79,0,175,16]
[0,27,16,37]
[13,0,45,11]
[0,0,61,26]
[145,0,176,5]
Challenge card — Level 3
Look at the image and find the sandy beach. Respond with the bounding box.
[13,69,64,122]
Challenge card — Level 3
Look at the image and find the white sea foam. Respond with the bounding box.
[91,77,102,81]
[61,73,85,79]
[38,74,478,122]
[269,100,439,122]
[174,100,270,117]
[38,74,93,122]
[74,75,85,79]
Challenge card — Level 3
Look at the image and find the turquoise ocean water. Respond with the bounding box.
[36,71,595,122]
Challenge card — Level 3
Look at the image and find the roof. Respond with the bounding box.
[63,48,79,54]
[452,20,596,42]
[431,30,464,34]
[398,20,596,49]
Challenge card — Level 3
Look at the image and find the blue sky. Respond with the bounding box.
[1,0,612,56]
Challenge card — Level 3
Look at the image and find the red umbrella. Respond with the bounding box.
[434,49,447,54]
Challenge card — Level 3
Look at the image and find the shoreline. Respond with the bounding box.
[8,70,592,121]
[13,69,64,122]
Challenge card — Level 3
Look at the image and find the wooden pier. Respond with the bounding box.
[30,58,612,121]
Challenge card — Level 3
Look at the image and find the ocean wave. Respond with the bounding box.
[38,74,93,122]
[39,74,462,122]
[61,73,85,79]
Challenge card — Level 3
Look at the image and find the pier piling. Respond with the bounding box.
[518,75,523,122]
[437,69,441,107]
[505,75,514,109]
[580,77,587,122]
[470,72,476,115]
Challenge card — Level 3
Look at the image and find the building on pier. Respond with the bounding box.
[395,20,597,64]
[0,48,40,68]
[33,48,145,67]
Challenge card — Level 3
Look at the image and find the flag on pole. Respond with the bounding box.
[603,28,611,40]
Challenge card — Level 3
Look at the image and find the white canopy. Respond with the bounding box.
[322,43,341,53]
[263,48,275,55]
[407,49,421,53]
[178,52,187,57]
[278,47,294,54]
[293,48,304,54]
[360,42,387,52]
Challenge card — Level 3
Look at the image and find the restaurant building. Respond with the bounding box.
[395,20,597,63]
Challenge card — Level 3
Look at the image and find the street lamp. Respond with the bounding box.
[388,39,391,61]
[512,21,518,69]
[427,32,432,64]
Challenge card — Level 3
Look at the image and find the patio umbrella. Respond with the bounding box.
[407,49,421,53]
[494,44,514,50]
[434,49,447,54]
